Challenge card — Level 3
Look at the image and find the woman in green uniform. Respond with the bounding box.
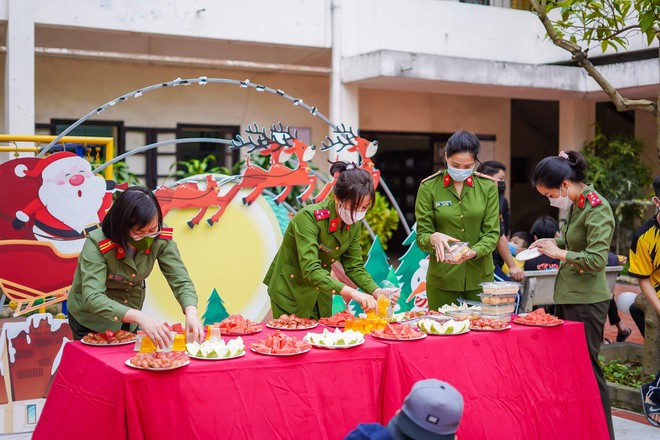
[67,187,204,348]
[529,150,615,440]
[264,161,400,319]
[415,131,500,310]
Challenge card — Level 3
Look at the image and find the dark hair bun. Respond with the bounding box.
[330,161,357,176]
[565,150,587,173]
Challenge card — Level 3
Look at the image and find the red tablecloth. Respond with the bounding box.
[34,322,608,440]
[377,322,609,440]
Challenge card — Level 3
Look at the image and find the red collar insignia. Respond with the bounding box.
[465,176,474,187]
[329,218,338,233]
[578,194,586,209]
[116,246,126,259]
[443,174,451,187]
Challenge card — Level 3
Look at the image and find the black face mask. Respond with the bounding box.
[497,181,506,195]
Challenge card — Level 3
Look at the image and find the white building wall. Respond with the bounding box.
[359,88,511,167]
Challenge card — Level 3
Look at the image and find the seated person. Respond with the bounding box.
[524,216,560,271]
[345,379,464,440]
[642,371,660,427]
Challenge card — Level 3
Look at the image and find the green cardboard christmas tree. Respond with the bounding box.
[202,288,230,325]
[395,227,428,312]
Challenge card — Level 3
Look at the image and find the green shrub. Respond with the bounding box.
[360,192,400,259]
[599,356,654,388]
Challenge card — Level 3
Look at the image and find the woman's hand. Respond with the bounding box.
[184,306,205,344]
[127,310,174,349]
[374,288,401,305]
[445,248,476,265]
[530,238,564,260]
[429,232,460,262]
[351,290,377,312]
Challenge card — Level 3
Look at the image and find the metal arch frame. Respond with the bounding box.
[48,76,410,236]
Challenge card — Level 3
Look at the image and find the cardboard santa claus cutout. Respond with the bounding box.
[12,152,112,255]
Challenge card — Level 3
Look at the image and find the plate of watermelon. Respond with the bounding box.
[371,323,427,341]
[215,314,263,335]
[82,330,137,346]
[250,330,311,356]
[267,314,317,330]
[126,351,190,371]
[318,311,355,328]
[513,309,563,327]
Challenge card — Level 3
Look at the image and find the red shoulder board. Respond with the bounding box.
[578,194,586,209]
[465,175,474,187]
[443,174,451,187]
[314,209,330,221]
[157,228,173,240]
[98,239,117,254]
[329,218,339,233]
[586,192,602,207]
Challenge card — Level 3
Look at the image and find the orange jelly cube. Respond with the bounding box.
[172,334,186,351]
[140,335,156,353]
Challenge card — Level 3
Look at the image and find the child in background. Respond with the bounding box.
[524,216,561,271]
[509,231,532,256]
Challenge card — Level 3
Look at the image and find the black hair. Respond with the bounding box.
[653,176,660,198]
[330,161,375,222]
[530,215,559,240]
[102,186,163,250]
[531,150,587,188]
[445,131,481,161]
[511,231,532,248]
[477,160,506,176]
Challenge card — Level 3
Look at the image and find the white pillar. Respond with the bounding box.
[3,0,36,161]
[329,0,359,164]
[559,100,595,152]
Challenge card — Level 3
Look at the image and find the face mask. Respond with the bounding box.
[497,181,506,195]
[549,186,573,209]
[129,237,154,251]
[447,165,473,182]
[337,206,366,225]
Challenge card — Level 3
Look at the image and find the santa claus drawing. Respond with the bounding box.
[12,152,116,255]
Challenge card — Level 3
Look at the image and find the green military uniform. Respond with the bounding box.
[554,186,615,304]
[553,185,615,440]
[264,198,379,319]
[67,227,198,335]
[415,170,500,309]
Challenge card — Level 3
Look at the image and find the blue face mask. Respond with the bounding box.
[447,165,473,182]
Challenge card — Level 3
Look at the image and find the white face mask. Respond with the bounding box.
[446,165,474,182]
[337,206,366,225]
[549,185,573,209]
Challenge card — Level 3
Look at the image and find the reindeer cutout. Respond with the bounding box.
[200,123,317,225]
[156,175,223,229]
[313,124,381,203]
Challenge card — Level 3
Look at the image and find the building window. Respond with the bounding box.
[175,124,240,176]
[26,404,37,425]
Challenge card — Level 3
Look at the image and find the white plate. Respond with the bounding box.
[470,325,512,332]
[81,339,136,347]
[513,319,563,327]
[250,347,311,356]
[266,322,318,331]
[371,332,427,341]
[515,248,542,261]
[125,359,190,371]
[189,351,246,361]
[420,328,470,336]
[306,338,365,350]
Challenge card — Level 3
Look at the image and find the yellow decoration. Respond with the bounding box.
[8,301,17,310]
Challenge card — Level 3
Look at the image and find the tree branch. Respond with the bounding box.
[529,0,658,116]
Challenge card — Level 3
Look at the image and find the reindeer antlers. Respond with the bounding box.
[320,124,358,151]
[230,123,271,152]
[270,122,297,147]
